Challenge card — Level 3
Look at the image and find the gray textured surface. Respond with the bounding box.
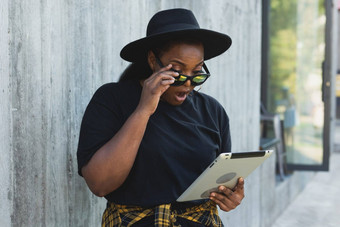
[338,8,340,69]
[0,0,334,226]
[272,121,340,227]
[272,153,340,227]
[0,0,11,226]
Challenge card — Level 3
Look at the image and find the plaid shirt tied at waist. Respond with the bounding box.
[102,200,223,227]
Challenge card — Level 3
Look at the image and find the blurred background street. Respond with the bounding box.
[272,120,340,227]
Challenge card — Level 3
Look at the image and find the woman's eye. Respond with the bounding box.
[170,68,181,73]
[194,70,204,75]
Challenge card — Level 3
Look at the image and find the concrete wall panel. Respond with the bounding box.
[0,0,12,226]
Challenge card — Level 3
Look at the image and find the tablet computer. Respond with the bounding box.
[177,150,273,202]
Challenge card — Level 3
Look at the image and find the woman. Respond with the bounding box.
[77,8,244,226]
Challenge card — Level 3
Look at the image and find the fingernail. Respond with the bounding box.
[211,193,215,197]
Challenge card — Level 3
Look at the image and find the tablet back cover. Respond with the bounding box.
[177,150,273,202]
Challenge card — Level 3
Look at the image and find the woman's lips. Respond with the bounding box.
[174,91,190,102]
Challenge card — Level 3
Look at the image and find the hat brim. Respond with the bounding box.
[120,29,232,62]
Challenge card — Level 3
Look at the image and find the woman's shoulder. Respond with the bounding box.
[192,91,229,122]
[95,80,139,94]
[192,91,225,110]
[92,80,140,101]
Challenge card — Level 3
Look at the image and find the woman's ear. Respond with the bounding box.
[147,51,156,72]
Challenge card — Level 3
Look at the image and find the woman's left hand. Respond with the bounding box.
[209,177,245,212]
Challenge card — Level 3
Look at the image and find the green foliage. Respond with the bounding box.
[268,0,298,112]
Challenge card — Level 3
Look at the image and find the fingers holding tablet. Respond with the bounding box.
[209,177,245,212]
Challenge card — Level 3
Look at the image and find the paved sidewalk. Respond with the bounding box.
[272,122,340,227]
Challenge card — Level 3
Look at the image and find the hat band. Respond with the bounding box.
[147,23,200,36]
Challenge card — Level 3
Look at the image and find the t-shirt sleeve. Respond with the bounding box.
[77,84,122,176]
[217,103,231,155]
[220,114,231,154]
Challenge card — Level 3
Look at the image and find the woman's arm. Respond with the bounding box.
[81,64,177,197]
[81,109,149,197]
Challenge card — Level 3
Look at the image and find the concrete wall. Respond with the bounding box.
[338,6,340,70]
[1,0,11,226]
[0,0,292,226]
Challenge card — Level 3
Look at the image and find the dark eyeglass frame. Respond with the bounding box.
[154,54,211,86]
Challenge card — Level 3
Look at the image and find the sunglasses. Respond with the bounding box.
[154,54,210,86]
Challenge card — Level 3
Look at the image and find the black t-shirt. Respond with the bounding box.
[77,80,231,207]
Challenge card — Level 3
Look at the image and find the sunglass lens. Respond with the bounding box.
[192,75,208,83]
[171,75,187,86]
[171,74,209,86]
[177,75,187,82]
[172,80,185,86]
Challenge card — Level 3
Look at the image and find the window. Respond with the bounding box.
[262,0,330,171]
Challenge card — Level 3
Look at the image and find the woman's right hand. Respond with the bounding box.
[136,64,177,116]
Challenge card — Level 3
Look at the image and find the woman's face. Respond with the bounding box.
[150,42,204,106]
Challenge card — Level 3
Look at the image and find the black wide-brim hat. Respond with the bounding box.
[120,8,232,62]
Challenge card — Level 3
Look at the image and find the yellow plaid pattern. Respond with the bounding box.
[102,200,223,227]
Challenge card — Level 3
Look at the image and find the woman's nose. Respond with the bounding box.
[184,79,191,87]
